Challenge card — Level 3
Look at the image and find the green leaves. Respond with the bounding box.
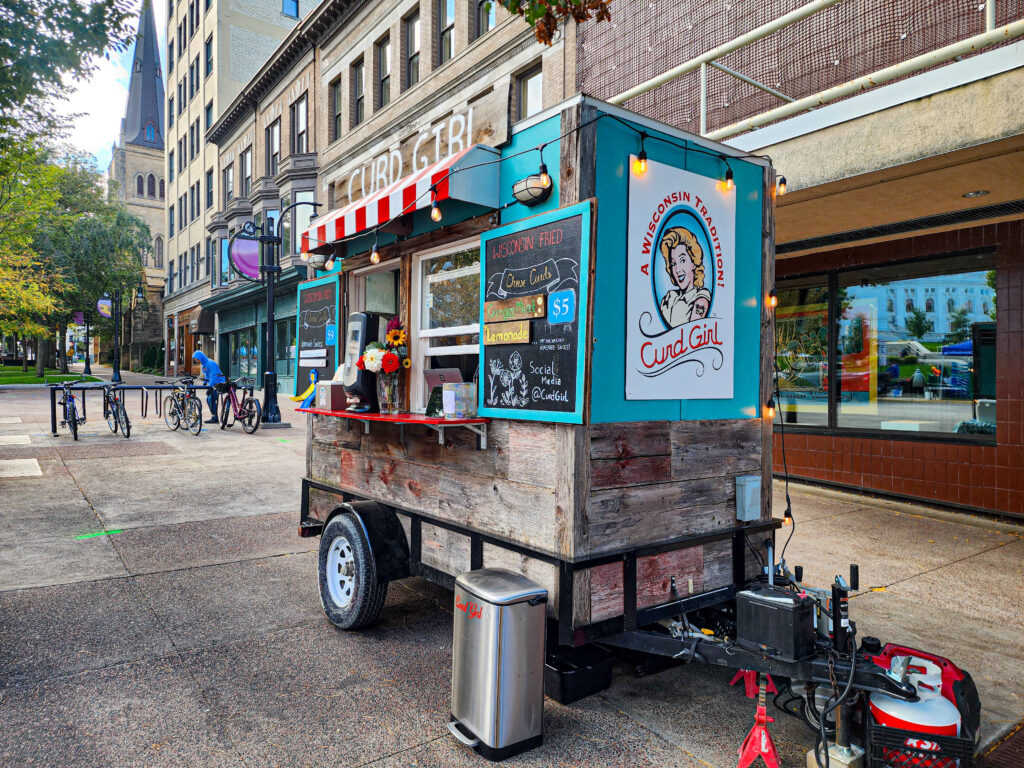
[497,0,614,45]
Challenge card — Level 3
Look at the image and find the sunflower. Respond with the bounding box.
[402,358,411,369]
[386,328,407,346]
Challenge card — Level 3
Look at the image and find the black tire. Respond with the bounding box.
[185,397,203,435]
[117,400,130,438]
[163,395,180,430]
[241,397,261,434]
[105,396,118,433]
[220,395,231,429]
[68,401,78,441]
[318,514,387,630]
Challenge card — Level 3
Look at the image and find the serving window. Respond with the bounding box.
[411,240,481,410]
[776,251,997,440]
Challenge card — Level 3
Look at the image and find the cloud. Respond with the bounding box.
[54,0,169,171]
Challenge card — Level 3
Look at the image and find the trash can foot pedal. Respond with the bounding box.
[447,717,542,762]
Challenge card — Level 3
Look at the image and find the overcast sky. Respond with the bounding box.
[58,0,169,172]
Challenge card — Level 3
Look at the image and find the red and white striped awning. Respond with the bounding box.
[302,144,500,254]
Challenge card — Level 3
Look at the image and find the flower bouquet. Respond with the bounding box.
[356,316,410,415]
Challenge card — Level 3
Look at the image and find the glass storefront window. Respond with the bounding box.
[776,253,997,439]
[775,278,829,426]
[275,317,295,378]
[294,191,315,254]
[227,327,259,380]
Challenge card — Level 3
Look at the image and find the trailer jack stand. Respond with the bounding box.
[730,669,778,699]
[736,674,780,768]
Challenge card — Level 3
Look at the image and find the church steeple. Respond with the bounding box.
[123,0,165,149]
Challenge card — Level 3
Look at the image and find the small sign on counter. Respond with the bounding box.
[483,320,531,345]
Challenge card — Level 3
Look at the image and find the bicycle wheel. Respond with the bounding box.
[163,395,180,430]
[220,395,231,429]
[105,395,118,433]
[240,396,261,434]
[117,399,130,439]
[68,398,79,441]
[185,397,203,435]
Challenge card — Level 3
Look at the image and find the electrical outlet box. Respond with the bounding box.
[736,475,761,521]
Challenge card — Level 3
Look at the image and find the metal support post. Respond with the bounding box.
[83,313,92,375]
[261,231,282,424]
[986,0,995,31]
[111,290,123,383]
[699,63,708,135]
[49,386,57,436]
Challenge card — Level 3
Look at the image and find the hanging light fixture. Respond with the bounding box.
[723,166,734,192]
[765,397,776,420]
[632,132,648,177]
[768,288,778,309]
[370,236,380,265]
[430,186,442,222]
[324,256,336,271]
[777,176,787,196]
[537,144,551,188]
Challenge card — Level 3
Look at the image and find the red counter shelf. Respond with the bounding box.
[297,408,490,449]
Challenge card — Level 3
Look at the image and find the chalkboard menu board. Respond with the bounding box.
[294,275,340,395]
[478,201,592,423]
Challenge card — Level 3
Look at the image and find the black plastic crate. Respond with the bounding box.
[544,645,613,705]
[866,717,975,768]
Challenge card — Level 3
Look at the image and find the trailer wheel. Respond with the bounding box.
[318,514,387,629]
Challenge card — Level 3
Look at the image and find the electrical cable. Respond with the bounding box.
[773,355,796,564]
[814,629,858,768]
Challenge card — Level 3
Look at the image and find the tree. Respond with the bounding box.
[904,307,933,340]
[0,0,135,137]
[945,307,971,345]
[985,270,997,320]
[498,0,612,44]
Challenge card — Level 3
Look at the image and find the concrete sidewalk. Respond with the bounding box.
[1,383,1021,767]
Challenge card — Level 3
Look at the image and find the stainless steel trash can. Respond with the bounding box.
[448,568,547,761]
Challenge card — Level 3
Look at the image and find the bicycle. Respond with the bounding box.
[218,377,262,433]
[155,377,203,435]
[101,384,131,439]
[48,380,90,441]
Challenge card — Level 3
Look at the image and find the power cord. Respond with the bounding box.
[814,629,858,768]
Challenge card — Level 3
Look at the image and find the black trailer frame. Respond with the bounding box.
[298,476,918,701]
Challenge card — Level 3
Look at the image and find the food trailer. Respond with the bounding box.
[294,96,980,766]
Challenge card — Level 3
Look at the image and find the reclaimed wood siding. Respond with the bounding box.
[308,415,570,556]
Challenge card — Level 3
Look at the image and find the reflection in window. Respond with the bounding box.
[275,317,296,378]
[775,280,829,426]
[778,256,997,438]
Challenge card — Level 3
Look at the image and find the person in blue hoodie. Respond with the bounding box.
[192,350,226,423]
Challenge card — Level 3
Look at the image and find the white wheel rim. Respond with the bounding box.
[326,535,356,608]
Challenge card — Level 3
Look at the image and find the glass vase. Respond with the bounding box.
[377,374,401,415]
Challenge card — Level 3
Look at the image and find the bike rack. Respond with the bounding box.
[48,383,202,437]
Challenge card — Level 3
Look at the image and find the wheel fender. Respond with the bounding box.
[325,502,411,584]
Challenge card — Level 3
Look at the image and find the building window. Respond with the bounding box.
[168,150,175,181]
[516,65,543,119]
[169,208,175,236]
[926,297,935,313]
[167,259,174,293]
[145,123,155,142]
[377,37,390,109]
[178,22,185,57]
[776,254,998,438]
[159,179,165,199]
[136,175,144,196]
[205,237,212,279]
[292,190,315,254]
[275,317,296,378]
[241,147,252,197]
[283,0,299,18]
[168,97,174,127]
[205,100,213,130]
[223,163,233,205]
[154,237,163,268]
[206,168,213,209]
[290,93,307,153]
[437,0,455,66]
[329,78,342,142]
[404,11,420,89]
[351,59,364,127]
[147,174,156,197]
[475,0,496,39]
[205,35,213,77]
[266,119,280,176]
[168,40,174,73]
[412,242,481,409]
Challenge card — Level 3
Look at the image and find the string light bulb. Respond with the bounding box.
[632,133,648,177]
[429,186,442,222]
[766,397,776,420]
[324,256,336,271]
[724,167,734,192]
[783,507,793,526]
[777,176,787,196]
[299,252,310,262]
[370,240,380,265]
[768,288,778,309]
[537,144,551,188]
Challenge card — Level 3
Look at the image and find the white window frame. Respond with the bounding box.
[410,236,481,411]
[349,256,400,317]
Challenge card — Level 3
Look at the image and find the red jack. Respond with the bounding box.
[736,673,781,768]
[730,669,778,699]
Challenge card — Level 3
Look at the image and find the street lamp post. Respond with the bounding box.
[83,312,92,375]
[103,286,144,384]
[235,201,321,425]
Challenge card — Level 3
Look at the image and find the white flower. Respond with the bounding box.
[362,347,384,373]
